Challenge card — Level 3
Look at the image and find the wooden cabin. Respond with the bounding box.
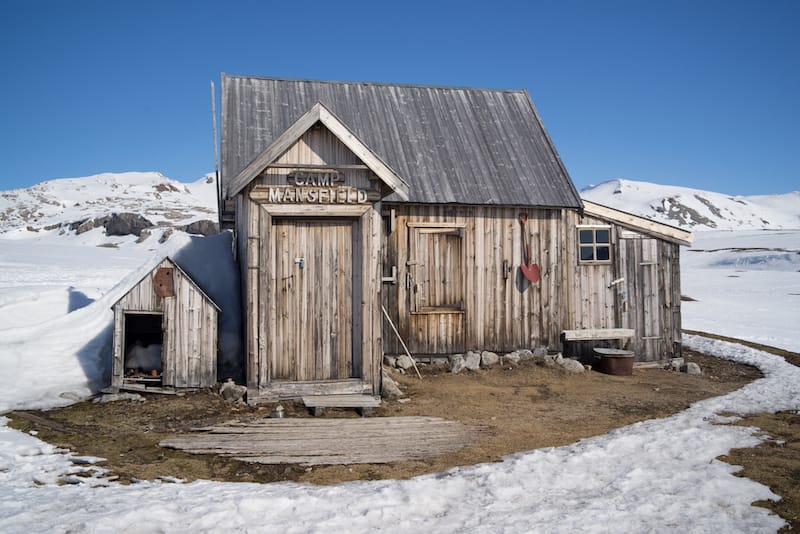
[219,75,691,402]
[111,257,219,393]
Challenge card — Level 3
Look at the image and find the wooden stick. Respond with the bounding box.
[210,80,221,219]
[381,305,422,379]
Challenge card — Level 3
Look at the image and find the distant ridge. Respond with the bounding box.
[0,172,218,240]
[581,179,800,230]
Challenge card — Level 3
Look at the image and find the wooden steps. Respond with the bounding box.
[302,394,381,417]
[159,416,482,465]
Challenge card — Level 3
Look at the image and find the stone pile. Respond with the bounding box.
[383,346,587,376]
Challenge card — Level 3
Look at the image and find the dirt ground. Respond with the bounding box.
[8,350,757,483]
[7,346,799,529]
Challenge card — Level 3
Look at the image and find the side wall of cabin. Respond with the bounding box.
[381,206,682,362]
[381,204,568,355]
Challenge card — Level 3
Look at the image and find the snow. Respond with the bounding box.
[581,178,800,230]
[681,230,800,353]
[0,171,218,236]
[0,229,241,412]
[0,173,797,532]
[0,336,795,532]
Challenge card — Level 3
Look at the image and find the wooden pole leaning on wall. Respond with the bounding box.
[381,305,422,379]
[210,80,221,221]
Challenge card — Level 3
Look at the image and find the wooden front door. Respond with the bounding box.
[272,219,360,381]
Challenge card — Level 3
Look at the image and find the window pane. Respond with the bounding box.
[596,246,610,261]
[595,229,610,243]
[580,246,595,261]
[579,230,594,244]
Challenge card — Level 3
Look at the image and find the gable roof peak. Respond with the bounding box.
[226,101,409,199]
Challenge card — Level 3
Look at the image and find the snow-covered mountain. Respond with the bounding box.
[0,172,219,243]
[581,179,800,230]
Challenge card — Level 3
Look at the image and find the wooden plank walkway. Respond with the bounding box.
[160,416,482,466]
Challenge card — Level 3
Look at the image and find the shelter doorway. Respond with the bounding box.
[122,312,164,381]
[271,218,361,381]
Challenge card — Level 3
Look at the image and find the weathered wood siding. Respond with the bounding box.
[382,206,682,361]
[111,258,218,389]
[561,210,681,361]
[382,205,567,355]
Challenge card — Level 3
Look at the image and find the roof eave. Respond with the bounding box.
[581,200,693,246]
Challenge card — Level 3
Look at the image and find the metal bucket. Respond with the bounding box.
[594,348,634,376]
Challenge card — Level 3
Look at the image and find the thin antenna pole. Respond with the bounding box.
[210,81,221,223]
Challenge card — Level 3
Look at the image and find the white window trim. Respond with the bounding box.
[577,225,612,264]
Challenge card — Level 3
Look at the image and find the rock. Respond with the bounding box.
[104,213,154,237]
[74,216,108,235]
[532,348,550,365]
[219,378,247,402]
[381,368,404,398]
[681,362,702,375]
[669,358,685,372]
[93,392,144,403]
[517,349,534,361]
[395,354,415,370]
[541,352,563,367]
[464,351,481,371]
[136,228,152,243]
[480,351,500,368]
[504,351,521,365]
[449,354,466,374]
[383,355,397,367]
[559,358,585,373]
[181,220,220,236]
[159,228,174,243]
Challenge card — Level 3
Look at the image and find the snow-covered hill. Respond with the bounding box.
[581,179,800,230]
[0,172,219,243]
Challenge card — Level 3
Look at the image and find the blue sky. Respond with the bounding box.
[1,0,797,195]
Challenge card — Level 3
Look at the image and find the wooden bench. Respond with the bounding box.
[302,394,381,417]
[561,328,635,349]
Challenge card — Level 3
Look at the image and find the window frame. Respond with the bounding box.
[577,225,612,264]
[407,222,466,314]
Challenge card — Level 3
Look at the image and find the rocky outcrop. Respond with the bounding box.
[179,220,219,236]
[105,213,154,237]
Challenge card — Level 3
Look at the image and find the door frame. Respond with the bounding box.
[271,217,360,382]
[254,202,383,398]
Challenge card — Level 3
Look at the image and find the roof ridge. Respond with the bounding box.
[221,73,527,95]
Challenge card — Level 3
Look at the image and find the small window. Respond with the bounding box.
[578,227,611,263]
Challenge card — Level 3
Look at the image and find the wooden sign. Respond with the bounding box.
[287,170,343,186]
[154,267,174,297]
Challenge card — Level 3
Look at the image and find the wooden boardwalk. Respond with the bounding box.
[160,416,482,465]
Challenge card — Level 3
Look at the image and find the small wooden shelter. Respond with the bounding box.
[219,75,691,402]
[111,257,219,393]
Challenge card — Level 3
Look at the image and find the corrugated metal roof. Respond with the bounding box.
[220,75,582,208]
